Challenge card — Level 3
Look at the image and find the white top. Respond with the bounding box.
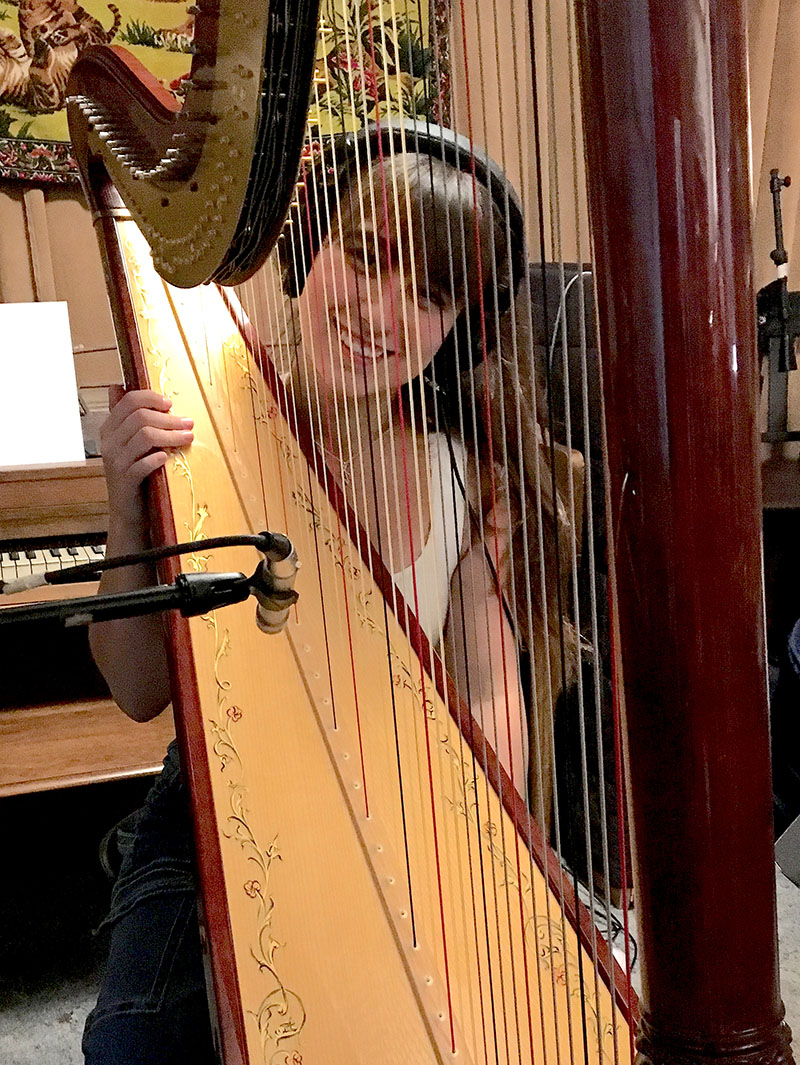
[392,433,468,647]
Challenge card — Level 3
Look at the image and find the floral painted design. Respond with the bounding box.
[3,0,450,183]
[0,135,77,181]
[308,0,441,134]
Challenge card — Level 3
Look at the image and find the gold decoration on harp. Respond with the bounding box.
[208,610,308,1063]
[119,222,309,1064]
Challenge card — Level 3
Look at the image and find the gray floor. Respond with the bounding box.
[0,778,152,1065]
[1,781,798,1065]
[779,868,800,1035]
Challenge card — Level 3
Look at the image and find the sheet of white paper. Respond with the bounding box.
[0,302,85,468]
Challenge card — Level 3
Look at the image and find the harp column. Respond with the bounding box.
[575,1,794,1064]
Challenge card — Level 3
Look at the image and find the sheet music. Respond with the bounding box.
[0,302,85,469]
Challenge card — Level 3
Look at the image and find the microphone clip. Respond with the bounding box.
[250,532,300,634]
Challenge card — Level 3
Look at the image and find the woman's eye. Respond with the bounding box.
[413,285,448,314]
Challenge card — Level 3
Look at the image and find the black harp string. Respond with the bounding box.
[364,55,481,1002]
[495,0,561,1052]
[468,2,556,1054]
[406,89,508,1065]
[447,6,553,1056]
[272,194,349,718]
[336,138,438,964]
[358,78,462,1061]
[305,9,453,982]
[537,0,598,1058]
[427,50,515,1065]
[282,162,348,739]
[550,0,631,1048]
[295,24,429,921]
[453,13,530,1065]
[517,2,599,1061]
[355,6,498,1047]
[560,0,627,1051]
[539,11,595,1065]
[389,76,499,1065]
[309,27,402,833]
[425,127,502,1063]
[296,136,375,784]
[406,112,500,1056]
[317,46,428,954]
[479,6,566,1056]
[402,105,502,1053]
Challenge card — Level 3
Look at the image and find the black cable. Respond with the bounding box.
[40,531,292,587]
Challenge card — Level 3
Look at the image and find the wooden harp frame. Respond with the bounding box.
[67,0,793,1063]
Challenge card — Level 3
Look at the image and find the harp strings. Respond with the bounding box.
[488,16,557,1042]
[220,0,635,1056]
[446,8,543,1060]
[560,0,629,1050]
[385,1,531,1052]
[537,0,592,1050]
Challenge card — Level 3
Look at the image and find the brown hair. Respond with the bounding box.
[285,146,573,820]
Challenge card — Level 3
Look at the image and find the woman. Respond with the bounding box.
[283,136,571,805]
[83,131,570,1063]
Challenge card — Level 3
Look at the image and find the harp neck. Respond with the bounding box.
[67,2,321,287]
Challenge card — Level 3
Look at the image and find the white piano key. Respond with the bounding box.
[26,550,48,574]
[1,554,19,582]
[0,539,108,586]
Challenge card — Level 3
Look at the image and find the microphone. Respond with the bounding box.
[250,532,300,634]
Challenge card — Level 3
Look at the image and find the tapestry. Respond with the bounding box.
[0,0,192,182]
[0,0,448,183]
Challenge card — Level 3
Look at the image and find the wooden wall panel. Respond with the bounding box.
[0,187,36,304]
[0,182,121,390]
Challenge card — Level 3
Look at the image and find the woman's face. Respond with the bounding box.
[297,227,458,401]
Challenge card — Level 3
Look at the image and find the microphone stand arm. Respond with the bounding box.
[0,567,299,630]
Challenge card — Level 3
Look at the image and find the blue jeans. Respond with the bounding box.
[82,742,217,1064]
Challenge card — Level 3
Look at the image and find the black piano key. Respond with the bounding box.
[66,547,79,557]
[49,548,62,558]
[90,546,104,556]
[25,550,36,560]
[9,551,19,561]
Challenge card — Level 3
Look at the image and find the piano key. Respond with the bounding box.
[28,550,49,574]
[1,554,19,581]
[0,538,108,587]
[72,547,94,566]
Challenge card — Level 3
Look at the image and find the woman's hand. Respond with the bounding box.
[89,386,194,722]
[100,386,194,526]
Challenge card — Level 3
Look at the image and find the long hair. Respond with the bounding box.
[283,145,573,819]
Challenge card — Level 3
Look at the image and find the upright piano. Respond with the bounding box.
[0,461,175,796]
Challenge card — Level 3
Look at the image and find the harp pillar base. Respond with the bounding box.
[635,1017,795,1065]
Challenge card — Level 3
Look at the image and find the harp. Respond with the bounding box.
[66,1,792,1064]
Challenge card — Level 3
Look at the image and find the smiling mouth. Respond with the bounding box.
[335,319,396,364]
